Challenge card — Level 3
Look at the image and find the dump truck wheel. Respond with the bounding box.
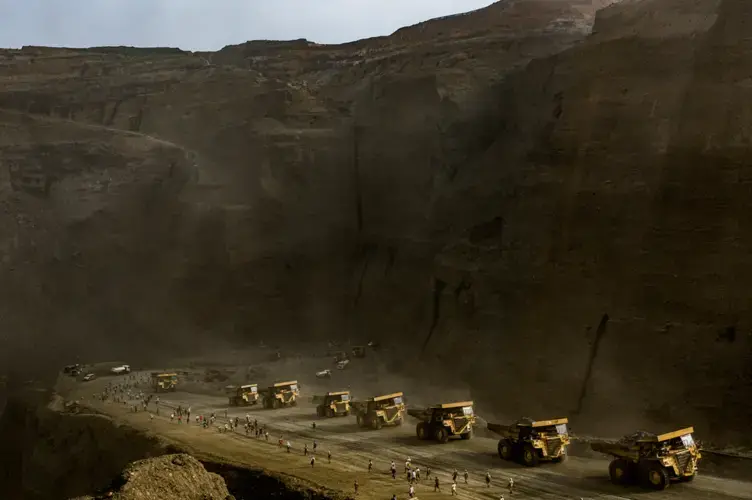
[272,399,280,409]
[521,443,540,467]
[327,408,335,418]
[357,415,364,427]
[460,430,473,440]
[290,400,298,407]
[417,422,428,440]
[498,439,513,460]
[371,417,383,430]
[316,406,323,417]
[435,426,449,444]
[395,417,403,426]
[609,459,632,485]
[641,463,669,490]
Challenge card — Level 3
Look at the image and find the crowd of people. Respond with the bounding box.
[91,376,524,500]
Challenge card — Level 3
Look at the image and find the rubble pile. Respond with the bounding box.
[71,454,233,500]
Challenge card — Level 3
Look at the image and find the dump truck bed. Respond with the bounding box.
[407,408,429,419]
[527,418,568,427]
[373,392,403,402]
[273,380,298,387]
[590,441,640,460]
[435,401,473,409]
[487,422,515,434]
[641,427,695,443]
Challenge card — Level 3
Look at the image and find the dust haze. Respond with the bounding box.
[1,0,752,457]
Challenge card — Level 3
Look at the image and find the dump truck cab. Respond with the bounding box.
[409,401,476,443]
[315,391,351,417]
[352,392,405,430]
[151,372,178,393]
[226,384,259,406]
[591,427,701,490]
[261,380,300,409]
[488,417,570,466]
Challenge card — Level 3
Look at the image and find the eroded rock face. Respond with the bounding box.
[0,1,600,366]
[1,0,751,445]
[432,0,752,440]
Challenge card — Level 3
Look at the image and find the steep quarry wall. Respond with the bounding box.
[0,110,199,373]
[0,0,751,449]
[430,0,752,440]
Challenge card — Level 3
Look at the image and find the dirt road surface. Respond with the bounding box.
[69,369,752,500]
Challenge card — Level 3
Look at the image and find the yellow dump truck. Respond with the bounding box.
[351,392,405,430]
[591,427,701,490]
[314,391,351,417]
[488,417,570,466]
[408,401,476,443]
[226,384,259,406]
[151,372,178,393]
[260,380,300,409]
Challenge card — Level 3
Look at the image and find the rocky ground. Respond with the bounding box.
[1,0,751,481]
[3,352,752,499]
[54,356,752,500]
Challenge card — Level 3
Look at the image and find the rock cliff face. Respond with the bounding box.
[0,0,750,445]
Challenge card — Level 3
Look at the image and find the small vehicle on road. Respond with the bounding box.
[63,364,82,377]
[110,364,131,375]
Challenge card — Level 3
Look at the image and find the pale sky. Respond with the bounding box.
[0,0,495,51]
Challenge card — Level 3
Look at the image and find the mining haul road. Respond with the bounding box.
[68,371,752,500]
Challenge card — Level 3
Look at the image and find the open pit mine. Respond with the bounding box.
[1,0,752,499]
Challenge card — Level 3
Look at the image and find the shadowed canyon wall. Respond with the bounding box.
[0,0,750,445]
